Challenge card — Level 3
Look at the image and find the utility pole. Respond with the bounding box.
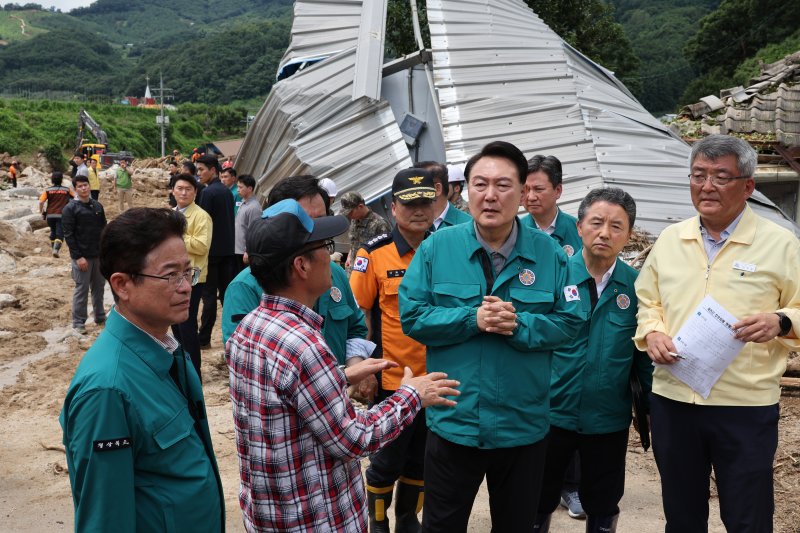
[155,72,173,158]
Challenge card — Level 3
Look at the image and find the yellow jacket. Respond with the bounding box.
[634,205,800,406]
[181,203,212,283]
[87,167,100,191]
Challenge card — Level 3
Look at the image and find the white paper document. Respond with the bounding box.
[656,295,746,399]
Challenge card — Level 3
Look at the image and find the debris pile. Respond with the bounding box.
[674,51,800,147]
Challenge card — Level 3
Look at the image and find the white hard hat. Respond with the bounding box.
[319,177,337,198]
[447,164,466,183]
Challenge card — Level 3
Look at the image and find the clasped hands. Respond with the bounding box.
[477,295,517,336]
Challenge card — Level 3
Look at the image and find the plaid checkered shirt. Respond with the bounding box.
[226,294,422,532]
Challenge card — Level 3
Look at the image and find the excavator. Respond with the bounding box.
[76,109,134,168]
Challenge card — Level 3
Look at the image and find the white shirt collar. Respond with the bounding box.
[433,202,450,230]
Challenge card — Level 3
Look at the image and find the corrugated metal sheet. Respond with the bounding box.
[427,0,797,235]
[279,0,363,69]
[236,45,413,204]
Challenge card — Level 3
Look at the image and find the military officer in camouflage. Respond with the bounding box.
[340,191,393,272]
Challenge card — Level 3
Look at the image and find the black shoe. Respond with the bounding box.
[586,513,619,533]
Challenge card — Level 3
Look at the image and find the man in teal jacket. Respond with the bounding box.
[60,207,224,532]
[520,154,582,258]
[520,153,585,518]
[400,141,583,532]
[418,160,473,230]
[534,188,652,533]
[221,175,370,385]
[223,263,365,362]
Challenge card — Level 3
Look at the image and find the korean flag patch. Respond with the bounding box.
[564,285,580,302]
[353,256,369,273]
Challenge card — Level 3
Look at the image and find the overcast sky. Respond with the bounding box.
[35,0,94,11]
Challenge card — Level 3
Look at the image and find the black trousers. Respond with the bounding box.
[650,393,779,533]
[172,282,204,379]
[538,426,629,517]
[422,432,547,533]
[199,255,235,346]
[90,190,99,200]
[366,390,427,487]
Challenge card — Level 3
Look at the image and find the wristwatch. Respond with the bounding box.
[775,312,792,337]
[337,364,351,386]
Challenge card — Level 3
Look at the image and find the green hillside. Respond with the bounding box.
[0,98,248,163]
[611,0,720,115]
[0,8,64,43]
[70,0,293,46]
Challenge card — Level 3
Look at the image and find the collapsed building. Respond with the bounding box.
[236,0,799,236]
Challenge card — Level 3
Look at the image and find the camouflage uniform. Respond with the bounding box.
[347,209,391,271]
[452,194,470,214]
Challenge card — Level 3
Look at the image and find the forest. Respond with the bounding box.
[0,0,799,116]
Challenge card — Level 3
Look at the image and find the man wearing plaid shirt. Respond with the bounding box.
[226,199,460,532]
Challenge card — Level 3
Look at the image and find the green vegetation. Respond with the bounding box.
[0,98,248,161]
[682,0,800,105]
[611,0,719,115]
[124,19,291,104]
[0,1,293,105]
[527,0,641,94]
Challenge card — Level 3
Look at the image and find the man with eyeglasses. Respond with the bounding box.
[349,168,437,532]
[226,199,459,532]
[61,208,225,532]
[635,134,800,531]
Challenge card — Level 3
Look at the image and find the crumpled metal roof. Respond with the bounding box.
[235,43,414,202]
[427,0,796,235]
[237,0,798,236]
[279,0,363,68]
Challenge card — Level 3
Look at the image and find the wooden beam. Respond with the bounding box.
[775,144,800,175]
[780,377,800,388]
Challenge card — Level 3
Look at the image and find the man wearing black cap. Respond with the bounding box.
[225,199,459,533]
[349,168,437,533]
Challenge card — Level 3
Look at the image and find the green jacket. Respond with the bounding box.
[550,253,653,434]
[60,310,224,532]
[440,202,472,228]
[520,209,582,257]
[229,184,242,217]
[115,167,132,189]
[221,263,368,364]
[399,221,583,448]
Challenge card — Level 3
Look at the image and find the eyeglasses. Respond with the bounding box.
[688,174,749,187]
[136,267,201,288]
[304,239,336,255]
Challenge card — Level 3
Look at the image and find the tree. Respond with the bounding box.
[682,0,800,104]
[385,0,429,58]
[526,0,641,94]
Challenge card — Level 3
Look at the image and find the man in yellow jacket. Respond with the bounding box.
[634,134,800,532]
[172,173,212,378]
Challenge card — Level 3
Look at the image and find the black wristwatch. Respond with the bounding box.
[775,312,792,337]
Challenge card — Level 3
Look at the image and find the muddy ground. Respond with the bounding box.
[0,166,798,532]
